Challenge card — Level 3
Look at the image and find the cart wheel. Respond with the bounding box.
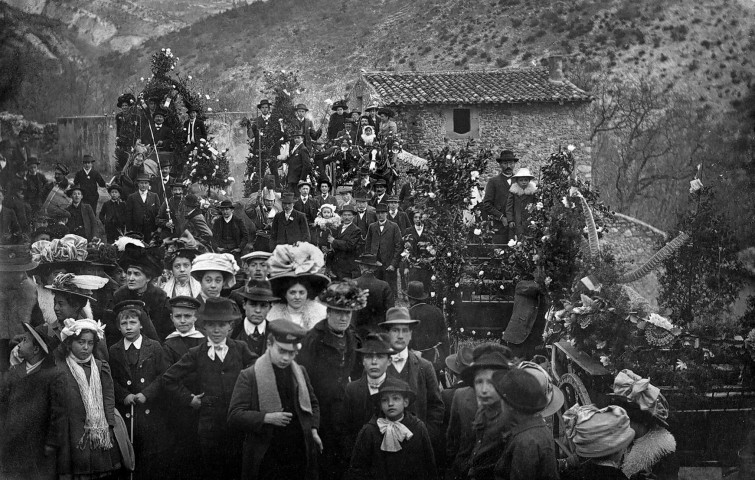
[559,372,592,409]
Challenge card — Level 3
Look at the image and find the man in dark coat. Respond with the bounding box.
[368,179,389,208]
[354,195,377,239]
[482,149,518,243]
[381,307,444,445]
[182,108,207,151]
[298,281,364,479]
[292,104,322,152]
[328,204,362,279]
[162,298,257,480]
[353,254,394,338]
[286,132,312,193]
[66,184,101,241]
[141,109,173,151]
[249,99,285,189]
[293,180,320,225]
[339,333,394,461]
[386,195,411,231]
[125,173,160,243]
[0,189,22,244]
[0,323,59,480]
[398,169,418,212]
[231,283,278,357]
[270,192,310,249]
[4,179,30,234]
[212,200,249,257]
[407,281,449,379]
[227,319,322,480]
[24,156,49,214]
[440,348,473,477]
[149,164,173,205]
[73,154,106,213]
[0,140,14,192]
[155,180,188,240]
[365,203,402,298]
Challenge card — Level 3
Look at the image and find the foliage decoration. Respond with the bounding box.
[187,138,232,188]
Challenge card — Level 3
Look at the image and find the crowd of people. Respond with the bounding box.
[0,97,679,480]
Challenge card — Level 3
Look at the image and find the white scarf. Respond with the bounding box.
[377,416,413,452]
[65,354,113,450]
[165,328,204,339]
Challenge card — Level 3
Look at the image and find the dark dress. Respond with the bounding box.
[347,412,438,480]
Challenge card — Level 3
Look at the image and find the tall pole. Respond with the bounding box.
[258,130,263,197]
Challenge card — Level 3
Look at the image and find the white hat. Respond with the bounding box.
[511,167,535,179]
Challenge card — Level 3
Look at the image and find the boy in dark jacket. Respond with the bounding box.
[162,297,256,480]
[99,184,127,242]
[347,377,437,480]
[108,300,172,480]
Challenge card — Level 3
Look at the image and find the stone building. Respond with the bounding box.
[348,57,593,178]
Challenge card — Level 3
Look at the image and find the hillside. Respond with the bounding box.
[99,0,755,114]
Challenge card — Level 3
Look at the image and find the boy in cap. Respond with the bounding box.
[163,297,256,480]
[491,369,559,480]
[239,251,271,282]
[381,307,444,447]
[99,184,127,242]
[0,323,59,479]
[163,295,205,363]
[228,319,322,480]
[73,154,106,213]
[340,332,395,460]
[109,300,172,479]
[386,195,411,231]
[347,377,438,480]
[231,281,278,357]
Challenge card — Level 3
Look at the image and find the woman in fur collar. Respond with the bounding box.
[608,369,679,480]
[505,168,537,239]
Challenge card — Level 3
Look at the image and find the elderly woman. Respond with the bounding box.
[266,242,330,330]
[113,245,171,340]
[54,319,121,479]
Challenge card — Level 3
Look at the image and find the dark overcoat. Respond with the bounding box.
[99,199,127,243]
[409,302,450,372]
[446,386,477,477]
[227,360,321,480]
[353,272,394,336]
[73,168,106,210]
[286,144,312,186]
[346,412,438,480]
[365,221,402,269]
[330,222,363,279]
[294,196,320,225]
[125,190,160,241]
[339,375,381,458]
[212,214,249,252]
[270,209,310,249]
[481,173,512,230]
[354,209,377,238]
[493,416,559,480]
[387,210,412,232]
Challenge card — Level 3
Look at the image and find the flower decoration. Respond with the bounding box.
[60,318,107,341]
[31,234,88,264]
[267,242,325,277]
[318,281,369,311]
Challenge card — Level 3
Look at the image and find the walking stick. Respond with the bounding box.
[139,101,171,222]
[130,403,135,480]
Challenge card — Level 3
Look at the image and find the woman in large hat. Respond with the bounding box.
[191,252,240,303]
[266,242,330,330]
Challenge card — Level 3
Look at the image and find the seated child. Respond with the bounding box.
[347,377,438,480]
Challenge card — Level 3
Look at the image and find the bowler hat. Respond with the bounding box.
[460,344,516,385]
[136,173,151,183]
[66,184,84,197]
[237,284,279,303]
[82,154,94,163]
[493,369,549,414]
[355,253,382,267]
[375,203,388,213]
[0,245,39,272]
[27,156,40,166]
[281,192,296,204]
[379,307,419,328]
[294,104,309,112]
[218,200,234,209]
[497,150,519,163]
[343,118,356,126]
[445,346,474,376]
[197,297,240,324]
[23,322,50,355]
[406,281,428,300]
[373,178,387,187]
[268,319,307,344]
[339,204,357,214]
[169,295,202,310]
[377,377,415,403]
[257,99,272,109]
[357,332,395,355]
[153,109,167,118]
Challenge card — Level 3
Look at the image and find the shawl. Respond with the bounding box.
[65,354,112,450]
[509,181,537,196]
[254,350,312,415]
[622,427,676,478]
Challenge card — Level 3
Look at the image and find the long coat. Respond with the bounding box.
[182,119,208,147]
[353,271,394,336]
[365,221,402,269]
[286,144,312,186]
[270,209,310,249]
[0,206,20,244]
[227,360,321,480]
[292,117,321,151]
[493,416,559,480]
[0,362,60,480]
[347,412,438,480]
[408,302,450,373]
[330,222,363,279]
[54,359,121,478]
[125,190,160,241]
[109,337,172,459]
[481,173,512,231]
[339,375,381,458]
[99,199,127,242]
[387,351,444,441]
[66,202,101,241]
[446,386,477,478]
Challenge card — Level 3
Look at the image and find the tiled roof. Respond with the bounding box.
[361,68,592,106]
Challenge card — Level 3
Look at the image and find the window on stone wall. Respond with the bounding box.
[452,108,471,134]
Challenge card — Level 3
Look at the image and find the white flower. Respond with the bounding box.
[599,355,610,366]
[188,75,193,80]
[567,144,576,152]
[646,313,675,332]
[428,192,436,199]
[689,178,703,193]
[430,292,436,297]
[447,252,452,257]
[205,94,210,100]
[473,228,482,236]
[500,284,505,290]
[478,270,484,276]
[454,282,459,288]
[446,154,451,160]
[431,275,436,281]
[676,360,688,371]
[451,301,455,305]
[544,276,552,286]
[470,170,480,180]
[140,77,144,81]
[207,107,212,112]
[281,69,286,73]
[541,235,550,242]
[325,98,333,105]
[536,202,543,210]
[283,89,290,96]
[459,327,464,333]
[507,238,518,247]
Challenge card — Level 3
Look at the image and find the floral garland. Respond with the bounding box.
[188,139,232,188]
[318,281,369,311]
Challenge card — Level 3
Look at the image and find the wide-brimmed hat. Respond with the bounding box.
[237,283,280,303]
[445,346,474,376]
[379,307,419,328]
[27,156,40,166]
[375,203,388,213]
[517,361,565,417]
[0,245,39,272]
[378,107,395,118]
[563,404,636,458]
[257,99,272,109]
[119,244,163,279]
[107,184,123,194]
[497,150,519,163]
[267,243,330,299]
[355,253,382,267]
[197,297,240,324]
[166,179,187,190]
[268,319,307,344]
[294,103,309,111]
[373,178,387,187]
[511,168,534,180]
[191,253,240,287]
[406,281,428,300]
[318,280,368,311]
[331,100,348,111]
[365,103,379,111]
[117,93,136,108]
[377,377,415,403]
[493,369,549,415]
[357,332,395,355]
[607,369,670,428]
[29,234,88,276]
[23,322,51,355]
[45,273,108,302]
[461,344,516,385]
[136,173,151,183]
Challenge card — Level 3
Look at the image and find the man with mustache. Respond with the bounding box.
[482,150,518,243]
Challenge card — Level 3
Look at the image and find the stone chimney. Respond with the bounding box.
[548,55,564,83]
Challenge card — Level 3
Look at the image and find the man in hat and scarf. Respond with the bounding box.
[482,150,518,243]
[228,319,322,480]
[125,173,160,243]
